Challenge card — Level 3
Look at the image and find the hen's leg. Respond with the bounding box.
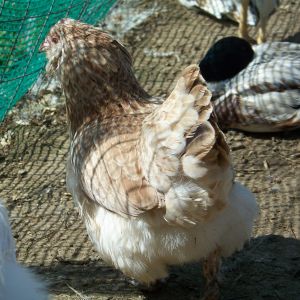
[201,247,221,300]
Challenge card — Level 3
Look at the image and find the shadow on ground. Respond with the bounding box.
[33,235,300,300]
[224,128,300,141]
[283,31,300,43]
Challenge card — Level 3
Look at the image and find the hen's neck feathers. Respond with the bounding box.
[57,36,149,134]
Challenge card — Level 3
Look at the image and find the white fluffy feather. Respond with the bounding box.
[0,200,48,300]
[85,182,258,284]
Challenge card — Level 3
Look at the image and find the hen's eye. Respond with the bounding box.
[51,36,58,44]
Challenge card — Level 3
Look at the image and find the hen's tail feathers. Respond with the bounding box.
[140,65,234,226]
[140,65,214,193]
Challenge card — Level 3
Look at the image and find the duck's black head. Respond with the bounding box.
[199,36,254,82]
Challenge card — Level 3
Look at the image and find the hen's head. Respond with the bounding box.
[40,19,147,132]
[40,18,132,78]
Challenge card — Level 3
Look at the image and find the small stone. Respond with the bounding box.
[18,169,27,176]
[263,160,269,170]
[271,184,280,193]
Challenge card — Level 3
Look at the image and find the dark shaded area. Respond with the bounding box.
[31,235,300,300]
[283,31,300,43]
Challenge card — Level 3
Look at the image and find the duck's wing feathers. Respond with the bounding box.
[213,90,300,132]
[252,42,300,63]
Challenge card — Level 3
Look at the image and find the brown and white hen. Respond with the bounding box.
[40,18,258,299]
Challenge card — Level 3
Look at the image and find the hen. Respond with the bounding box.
[178,0,280,43]
[40,18,258,299]
[0,199,48,300]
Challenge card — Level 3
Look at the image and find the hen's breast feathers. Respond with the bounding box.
[69,65,233,226]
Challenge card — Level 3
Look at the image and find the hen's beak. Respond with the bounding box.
[39,37,50,52]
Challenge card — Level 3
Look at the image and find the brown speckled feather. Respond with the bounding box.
[41,20,258,288]
[70,114,164,217]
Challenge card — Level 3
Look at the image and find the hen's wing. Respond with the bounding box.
[140,65,233,226]
[69,113,164,218]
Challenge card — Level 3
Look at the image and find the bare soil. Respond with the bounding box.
[0,0,299,299]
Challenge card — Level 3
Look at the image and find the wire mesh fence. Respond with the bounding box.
[0,0,116,121]
[0,0,299,299]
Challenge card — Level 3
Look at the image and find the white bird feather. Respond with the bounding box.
[0,200,48,300]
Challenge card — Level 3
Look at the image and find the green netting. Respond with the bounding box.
[0,0,117,121]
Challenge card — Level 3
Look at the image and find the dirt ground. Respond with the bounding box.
[0,0,300,299]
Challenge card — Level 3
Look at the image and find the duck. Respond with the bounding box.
[178,0,280,43]
[199,36,300,132]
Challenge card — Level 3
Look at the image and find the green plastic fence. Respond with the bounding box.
[0,0,117,121]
